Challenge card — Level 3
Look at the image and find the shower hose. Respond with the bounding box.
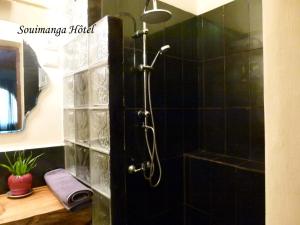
[143,70,162,188]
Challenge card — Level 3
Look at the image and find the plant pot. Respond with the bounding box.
[8,173,32,196]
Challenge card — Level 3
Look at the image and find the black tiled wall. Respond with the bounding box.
[0,146,64,194]
[185,155,265,225]
[95,0,265,224]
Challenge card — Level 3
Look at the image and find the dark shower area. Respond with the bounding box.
[89,0,264,224]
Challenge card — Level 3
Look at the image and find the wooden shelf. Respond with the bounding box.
[0,186,91,225]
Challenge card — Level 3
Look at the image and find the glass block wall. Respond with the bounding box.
[63,16,123,225]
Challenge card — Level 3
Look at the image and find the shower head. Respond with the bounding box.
[141,0,172,24]
[151,45,171,68]
[160,45,170,53]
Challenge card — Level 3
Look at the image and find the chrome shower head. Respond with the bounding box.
[160,45,170,53]
[141,0,172,24]
[151,45,171,68]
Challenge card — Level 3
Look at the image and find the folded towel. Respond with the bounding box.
[44,168,93,211]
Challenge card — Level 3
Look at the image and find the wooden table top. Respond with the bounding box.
[0,186,64,224]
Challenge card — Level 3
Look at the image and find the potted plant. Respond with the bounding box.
[0,151,43,196]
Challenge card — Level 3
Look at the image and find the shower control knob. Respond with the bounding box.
[128,165,143,174]
[138,110,150,117]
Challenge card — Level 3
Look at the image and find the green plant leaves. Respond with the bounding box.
[0,151,44,176]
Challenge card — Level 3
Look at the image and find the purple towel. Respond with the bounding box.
[44,168,93,211]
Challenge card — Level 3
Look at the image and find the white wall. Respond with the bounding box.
[264,0,300,224]
[0,1,66,151]
[160,0,234,15]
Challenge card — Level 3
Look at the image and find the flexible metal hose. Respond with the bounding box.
[142,71,162,187]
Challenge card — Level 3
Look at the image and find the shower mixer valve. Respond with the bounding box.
[128,162,151,174]
[138,110,150,118]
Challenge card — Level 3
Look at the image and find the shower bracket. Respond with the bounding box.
[132,28,149,39]
[138,64,153,72]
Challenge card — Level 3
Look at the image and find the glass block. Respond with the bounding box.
[92,191,111,225]
[89,109,110,152]
[75,71,89,107]
[65,141,76,176]
[73,34,88,72]
[64,109,75,141]
[76,145,90,184]
[90,150,110,197]
[89,66,109,106]
[75,109,89,145]
[89,19,109,66]
[63,75,74,107]
[63,40,75,74]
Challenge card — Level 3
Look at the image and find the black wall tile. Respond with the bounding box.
[164,110,183,158]
[224,0,250,54]
[181,17,198,60]
[236,169,265,225]
[150,53,166,108]
[184,110,199,152]
[204,58,225,107]
[186,158,211,212]
[227,109,250,158]
[185,206,210,225]
[183,61,199,108]
[204,110,225,154]
[249,0,263,49]
[165,57,183,108]
[250,49,264,107]
[210,164,236,225]
[202,7,224,59]
[251,108,265,162]
[226,52,250,107]
[165,23,182,57]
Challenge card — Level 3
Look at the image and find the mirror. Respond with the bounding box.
[0,40,48,133]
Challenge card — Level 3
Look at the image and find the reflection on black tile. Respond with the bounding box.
[236,169,265,225]
[226,52,250,106]
[165,23,182,57]
[204,110,225,154]
[251,108,265,162]
[165,57,183,108]
[164,110,183,158]
[196,16,204,61]
[184,110,199,153]
[202,6,224,59]
[249,0,263,49]
[150,52,165,108]
[240,160,264,173]
[227,109,250,159]
[186,158,211,212]
[211,164,235,225]
[181,17,198,60]
[204,58,225,107]
[250,49,264,107]
[147,25,165,54]
[185,206,210,225]
[183,61,199,108]
[224,0,250,54]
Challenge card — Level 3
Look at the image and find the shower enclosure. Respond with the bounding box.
[63,0,265,224]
